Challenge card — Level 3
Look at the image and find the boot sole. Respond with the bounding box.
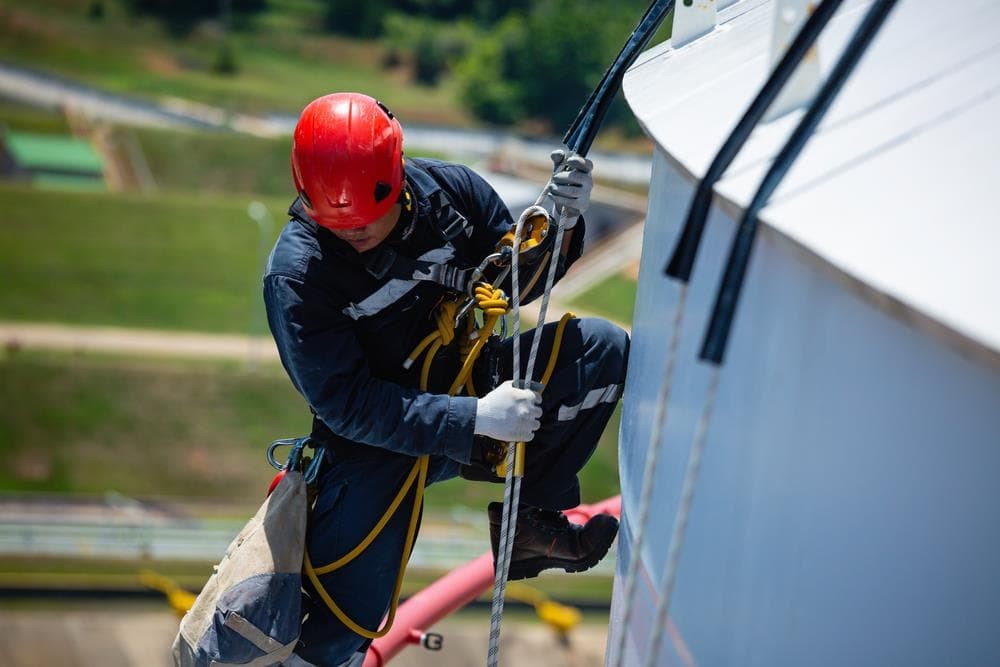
[504,535,616,581]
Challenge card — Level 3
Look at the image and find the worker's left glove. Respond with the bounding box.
[547,149,594,227]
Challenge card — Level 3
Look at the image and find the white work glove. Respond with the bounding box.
[547,149,594,227]
[474,380,543,443]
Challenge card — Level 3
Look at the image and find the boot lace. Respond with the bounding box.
[523,507,571,534]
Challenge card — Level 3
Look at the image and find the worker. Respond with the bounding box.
[264,92,628,666]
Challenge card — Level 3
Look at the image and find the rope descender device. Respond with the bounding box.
[498,206,552,262]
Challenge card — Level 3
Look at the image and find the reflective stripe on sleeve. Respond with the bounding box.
[342,246,455,320]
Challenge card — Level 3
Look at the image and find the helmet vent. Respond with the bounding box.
[374,181,393,203]
[375,100,395,119]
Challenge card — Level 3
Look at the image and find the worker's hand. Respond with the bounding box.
[474,380,543,443]
[547,149,594,227]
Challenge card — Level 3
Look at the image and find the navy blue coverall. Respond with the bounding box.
[263,158,628,666]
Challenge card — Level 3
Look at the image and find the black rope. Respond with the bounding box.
[701,0,901,365]
[563,0,675,157]
[665,0,847,283]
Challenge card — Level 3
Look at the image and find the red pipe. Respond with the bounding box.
[363,495,622,666]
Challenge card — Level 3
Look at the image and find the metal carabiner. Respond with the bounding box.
[454,247,514,328]
[467,248,511,298]
[304,447,326,485]
[266,436,310,471]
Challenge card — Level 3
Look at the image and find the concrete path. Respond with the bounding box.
[0,322,279,363]
[0,607,607,667]
[0,62,652,184]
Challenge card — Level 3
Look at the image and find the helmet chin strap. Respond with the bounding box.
[396,184,417,241]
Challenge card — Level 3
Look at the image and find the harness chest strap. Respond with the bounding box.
[289,163,480,295]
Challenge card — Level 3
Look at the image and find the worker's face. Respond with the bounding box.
[331,203,402,253]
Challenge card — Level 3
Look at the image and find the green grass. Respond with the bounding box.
[567,272,637,325]
[0,348,620,505]
[0,349,309,501]
[0,101,71,135]
[0,554,611,606]
[0,0,468,124]
[0,184,287,332]
[132,125,294,196]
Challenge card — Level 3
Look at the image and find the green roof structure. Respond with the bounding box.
[2,131,106,191]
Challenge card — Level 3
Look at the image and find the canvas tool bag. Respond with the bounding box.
[172,469,307,666]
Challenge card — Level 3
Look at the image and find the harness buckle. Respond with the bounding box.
[436,204,470,241]
[365,246,398,280]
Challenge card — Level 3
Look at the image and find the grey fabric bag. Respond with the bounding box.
[173,470,307,667]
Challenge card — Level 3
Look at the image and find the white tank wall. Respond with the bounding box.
[609,148,1000,666]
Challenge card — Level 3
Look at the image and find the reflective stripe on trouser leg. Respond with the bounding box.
[557,383,622,421]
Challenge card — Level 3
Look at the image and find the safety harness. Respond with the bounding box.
[300,286,574,641]
[285,160,575,642]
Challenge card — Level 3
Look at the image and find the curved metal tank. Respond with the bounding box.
[609,1,1000,665]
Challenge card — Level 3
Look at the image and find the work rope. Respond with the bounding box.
[608,284,689,667]
[303,271,573,642]
[488,182,574,667]
[642,367,720,667]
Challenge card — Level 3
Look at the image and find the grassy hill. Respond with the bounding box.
[0,349,621,508]
[0,0,468,124]
[0,184,285,333]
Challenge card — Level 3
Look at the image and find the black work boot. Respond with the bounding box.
[488,502,618,581]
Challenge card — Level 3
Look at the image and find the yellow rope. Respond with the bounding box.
[304,456,427,639]
[304,280,576,639]
[309,461,423,575]
[541,312,576,388]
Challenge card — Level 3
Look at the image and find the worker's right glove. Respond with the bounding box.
[474,380,543,443]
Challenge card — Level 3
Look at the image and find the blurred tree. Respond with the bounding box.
[469,0,532,24]
[213,41,240,75]
[125,0,268,37]
[457,0,652,133]
[397,0,532,24]
[322,0,390,37]
[383,14,477,86]
[456,16,526,125]
[87,1,106,21]
[321,0,532,37]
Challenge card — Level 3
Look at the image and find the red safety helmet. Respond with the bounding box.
[291,92,405,230]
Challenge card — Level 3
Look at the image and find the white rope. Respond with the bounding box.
[642,366,721,667]
[486,173,572,667]
[486,208,527,667]
[607,283,688,667]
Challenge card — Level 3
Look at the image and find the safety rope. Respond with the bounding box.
[608,284,688,667]
[642,367,720,667]
[488,182,574,667]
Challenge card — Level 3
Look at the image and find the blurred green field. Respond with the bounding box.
[0,184,285,332]
[0,554,613,605]
[0,349,621,506]
[568,272,637,326]
[0,0,467,123]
